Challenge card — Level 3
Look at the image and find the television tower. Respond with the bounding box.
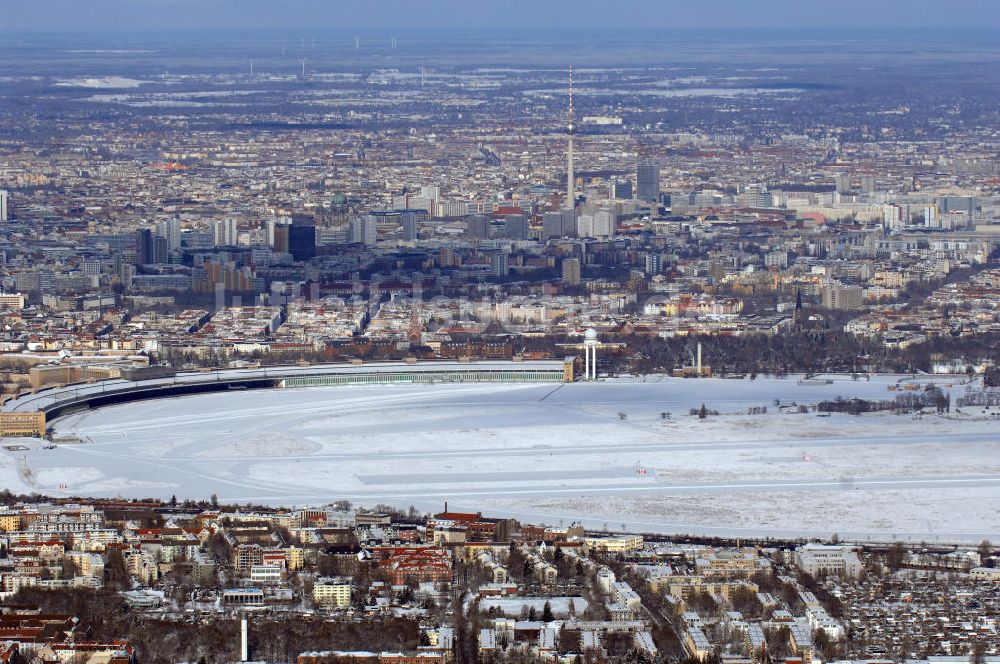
[566,65,575,209]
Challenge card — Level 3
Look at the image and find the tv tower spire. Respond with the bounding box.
[566,65,575,210]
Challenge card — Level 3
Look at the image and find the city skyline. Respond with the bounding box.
[1,5,1000,661]
[5,0,1000,32]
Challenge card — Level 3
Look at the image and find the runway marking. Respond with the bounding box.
[129,430,1000,462]
[538,384,565,402]
[313,474,1000,499]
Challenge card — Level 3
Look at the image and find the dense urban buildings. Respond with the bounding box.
[1,7,1000,663]
[0,497,994,662]
[1,32,998,379]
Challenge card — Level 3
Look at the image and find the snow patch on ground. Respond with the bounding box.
[480,597,588,617]
[3,375,993,540]
[55,76,149,88]
[193,434,320,459]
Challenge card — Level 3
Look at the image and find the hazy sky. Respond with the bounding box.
[5,0,1000,32]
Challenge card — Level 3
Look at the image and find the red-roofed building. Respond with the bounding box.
[373,546,453,585]
[0,612,76,653]
[39,641,134,664]
[429,509,517,542]
[493,207,524,217]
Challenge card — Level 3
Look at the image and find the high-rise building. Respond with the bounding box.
[393,194,433,214]
[542,212,563,239]
[939,196,976,214]
[288,223,316,261]
[764,250,789,269]
[203,259,255,292]
[156,219,182,251]
[272,224,290,253]
[438,201,466,218]
[821,282,864,311]
[611,180,632,200]
[577,209,616,238]
[560,208,577,237]
[153,235,169,264]
[860,176,876,195]
[923,205,939,228]
[503,214,528,240]
[938,196,977,228]
[644,253,664,275]
[467,215,489,239]
[593,209,615,237]
[561,257,581,285]
[0,190,8,221]
[542,209,577,239]
[881,204,907,231]
[213,219,239,247]
[490,251,509,277]
[135,229,154,265]
[637,163,659,202]
[835,173,852,195]
[39,269,55,294]
[401,211,419,241]
[420,186,440,203]
[349,216,378,246]
[265,218,280,247]
[738,185,773,208]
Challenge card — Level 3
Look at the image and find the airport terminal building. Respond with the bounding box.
[1,358,576,425]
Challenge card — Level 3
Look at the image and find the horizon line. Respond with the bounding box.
[3,25,1000,35]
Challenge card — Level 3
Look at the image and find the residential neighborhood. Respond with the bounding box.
[0,498,996,662]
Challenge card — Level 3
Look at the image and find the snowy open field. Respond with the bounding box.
[5,375,1000,542]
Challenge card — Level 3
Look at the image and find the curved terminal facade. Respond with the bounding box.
[0,358,576,428]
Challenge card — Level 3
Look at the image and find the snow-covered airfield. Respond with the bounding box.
[6,374,1000,542]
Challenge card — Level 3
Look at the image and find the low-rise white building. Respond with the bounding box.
[794,544,863,578]
[313,576,353,608]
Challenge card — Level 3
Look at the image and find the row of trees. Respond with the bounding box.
[10,587,420,663]
[818,388,951,415]
[148,323,1000,378]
